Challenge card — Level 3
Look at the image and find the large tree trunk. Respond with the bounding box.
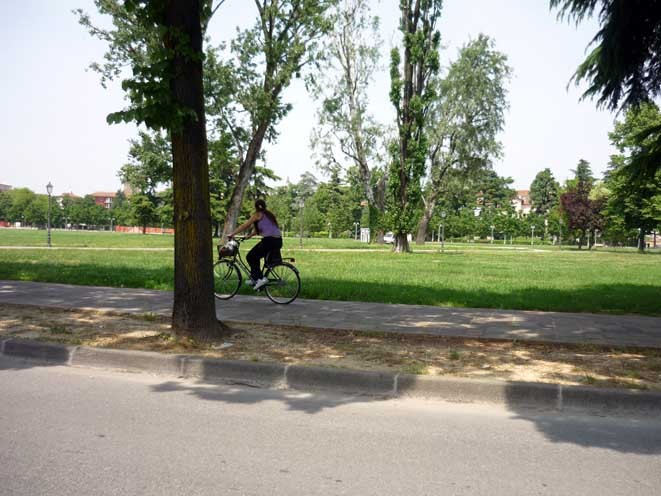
[638,229,646,252]
[165,0,223,339]
[221,122,270,241]
[372,176,387,243]
[393,233,410,253]
[416,206,432,245]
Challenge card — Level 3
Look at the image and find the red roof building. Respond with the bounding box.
[91,192,116,209]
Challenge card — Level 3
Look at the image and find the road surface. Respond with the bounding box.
[1,356,660,495]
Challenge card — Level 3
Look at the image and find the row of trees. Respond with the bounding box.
[0,186,170,232]
[0,189,123,228]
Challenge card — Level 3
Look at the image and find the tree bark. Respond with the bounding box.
[638,229,646,252]
[416,206,432,245]
[393,233,410,253]
[165,0,223,339]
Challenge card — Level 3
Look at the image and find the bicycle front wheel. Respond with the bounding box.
[213,260,242,300]
[264,262,301,304]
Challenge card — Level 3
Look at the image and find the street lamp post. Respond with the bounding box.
[559,219,563,250]
[110,217,115,232]
[299,200,305,248]
[490,225,495,244]
[440,211,446,253]
[46,182,53,248]
[353,222,359,241]
[531,225,535,246]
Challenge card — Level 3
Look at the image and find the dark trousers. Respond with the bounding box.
[247,237,283,281]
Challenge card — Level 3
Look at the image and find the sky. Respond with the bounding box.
[0,0,616,198]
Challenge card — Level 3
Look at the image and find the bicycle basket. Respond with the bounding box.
[218,240,238,258]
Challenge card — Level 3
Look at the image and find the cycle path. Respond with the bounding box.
[1,280,660,349]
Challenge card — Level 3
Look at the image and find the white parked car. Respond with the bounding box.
[383,232,395,244]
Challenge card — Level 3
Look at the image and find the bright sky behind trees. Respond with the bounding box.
[1,0,613,197]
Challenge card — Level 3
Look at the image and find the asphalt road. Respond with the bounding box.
[1,356,660,496]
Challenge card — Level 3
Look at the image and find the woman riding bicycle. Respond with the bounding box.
[228,199,282,290]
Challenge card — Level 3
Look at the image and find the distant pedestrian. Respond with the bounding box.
[228,199,283,290]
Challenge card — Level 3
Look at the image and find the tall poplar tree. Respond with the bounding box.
[388,0,442,252]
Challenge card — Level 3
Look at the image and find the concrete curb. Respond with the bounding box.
[3,339,660,415]
[182,357,286,388]
[73,347,183,376]
[286,365,396,395]
[3,339,76,365]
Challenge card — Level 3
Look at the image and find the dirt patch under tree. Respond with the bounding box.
[1,303,660,391]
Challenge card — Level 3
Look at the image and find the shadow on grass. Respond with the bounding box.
[0,261,173,291]
[300,277,661,316]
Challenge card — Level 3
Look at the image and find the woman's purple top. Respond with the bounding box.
[257,213,281,238]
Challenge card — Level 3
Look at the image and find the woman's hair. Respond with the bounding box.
[254,199,279,231]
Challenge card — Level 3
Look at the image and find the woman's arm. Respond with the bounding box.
[229,213,261,237]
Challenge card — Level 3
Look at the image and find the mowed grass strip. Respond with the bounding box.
[0,238,659,314]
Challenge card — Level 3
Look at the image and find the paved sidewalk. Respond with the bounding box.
[1,280,660,349]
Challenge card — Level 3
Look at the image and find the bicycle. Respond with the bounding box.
[213,236,301,304]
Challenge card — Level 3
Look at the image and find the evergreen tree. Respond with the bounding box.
[529,168,559,215]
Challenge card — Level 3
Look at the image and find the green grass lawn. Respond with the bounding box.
[0,229,659,315]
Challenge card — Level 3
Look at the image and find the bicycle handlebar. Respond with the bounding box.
[228,235,248,242]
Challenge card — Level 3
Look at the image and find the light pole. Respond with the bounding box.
[353,222,359,241]
[440,211,446,253]
[490,225,495,244]
[299,199,304,248]
[110,217,115,232]
[46,182,53,248]
[559,219,563,250]
[531,225,535,246]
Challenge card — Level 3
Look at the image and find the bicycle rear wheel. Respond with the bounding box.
[264,262,300,304]
[213,260,242,300]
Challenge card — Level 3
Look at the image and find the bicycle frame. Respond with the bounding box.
[216,236,300,304]
[219,237,295,281]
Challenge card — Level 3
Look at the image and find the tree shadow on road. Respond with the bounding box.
[504,404,661,455]
[148,379,385,415]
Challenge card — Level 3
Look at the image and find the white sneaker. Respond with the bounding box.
[253,277,269,290]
